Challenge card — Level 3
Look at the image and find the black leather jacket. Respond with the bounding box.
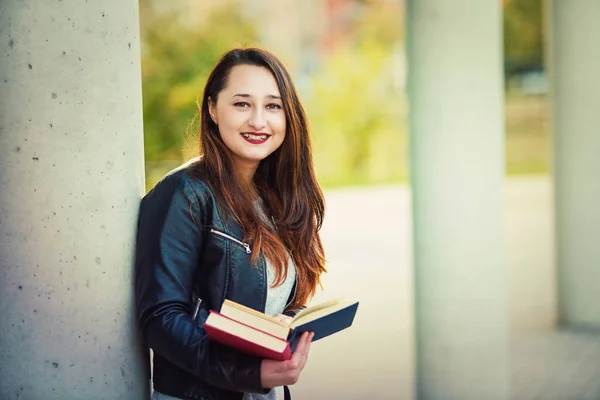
[134,163,300,400]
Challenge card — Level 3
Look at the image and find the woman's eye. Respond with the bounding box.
[234,102,250,108]
[266,103,282,110]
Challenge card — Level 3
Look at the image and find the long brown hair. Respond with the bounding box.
[194,48,326,311]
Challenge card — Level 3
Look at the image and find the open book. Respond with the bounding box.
[203,298,359,361]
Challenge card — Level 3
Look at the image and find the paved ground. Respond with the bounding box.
[291,176,600,400]
[511,329,600,400]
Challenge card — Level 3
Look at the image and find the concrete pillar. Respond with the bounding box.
[407,1,508,399]
[547,1,600,328]
[0,1,149,399]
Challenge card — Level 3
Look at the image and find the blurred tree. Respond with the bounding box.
[140,0,407,189]
[140,3,258,162]
[308,43,404,185]
[503,0,544,78]
[356,0,405,45]
[307,0,407,186]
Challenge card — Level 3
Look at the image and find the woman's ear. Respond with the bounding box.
[208,97,218,125]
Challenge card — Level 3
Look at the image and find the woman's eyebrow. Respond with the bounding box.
[232,93,281,100]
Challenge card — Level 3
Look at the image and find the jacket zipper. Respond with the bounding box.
[191,294,202,321]
[210,229,251,254]
[261,257,268,313]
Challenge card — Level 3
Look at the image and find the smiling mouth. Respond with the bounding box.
[242,133,269,140]
[241,132,271,144]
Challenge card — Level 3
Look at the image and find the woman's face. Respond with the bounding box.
[209,65,286,173]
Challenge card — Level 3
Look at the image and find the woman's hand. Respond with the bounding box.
[260,331,314,388]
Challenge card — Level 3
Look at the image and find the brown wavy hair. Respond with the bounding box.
[193,48,326,311]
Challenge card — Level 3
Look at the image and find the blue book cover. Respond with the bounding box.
[288,300,359,352]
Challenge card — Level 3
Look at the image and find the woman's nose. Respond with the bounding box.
[248,108,267,130]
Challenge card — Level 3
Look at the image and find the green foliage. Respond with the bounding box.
[141,1,407,190]
[141,3,258,162]
[503,0,544,76]
[307,42,408,187]
[307,0,408,186]
[140,0,549,192]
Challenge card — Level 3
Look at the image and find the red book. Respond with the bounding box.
[204,311,292,361]
[204,298,359,360]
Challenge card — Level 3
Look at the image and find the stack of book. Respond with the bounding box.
[204,297,359,361]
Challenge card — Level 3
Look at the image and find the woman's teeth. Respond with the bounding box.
[243,133,268,140]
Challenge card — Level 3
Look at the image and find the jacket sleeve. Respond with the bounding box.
[134,176,268,394]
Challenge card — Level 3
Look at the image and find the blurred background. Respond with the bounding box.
[139,1,600,399]
[139,0,546,190]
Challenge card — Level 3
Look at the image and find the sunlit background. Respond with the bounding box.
[140,0,547,191]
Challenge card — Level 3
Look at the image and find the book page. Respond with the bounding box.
[290,298,355,328]
[220,300,290,339]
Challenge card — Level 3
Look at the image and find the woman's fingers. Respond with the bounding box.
[261,332,315,388]
[301,332,314,369]
[291,332,313,371]
[278,332,312,384]
[291,332,310,357]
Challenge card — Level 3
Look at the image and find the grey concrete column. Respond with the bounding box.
[407,1,508,399]
[0,1,149,399]
[547,1,600,328]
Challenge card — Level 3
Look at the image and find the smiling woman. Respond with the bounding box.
[208,64,287,181]
[134,48,326,400]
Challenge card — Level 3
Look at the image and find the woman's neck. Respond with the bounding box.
[232,161,260,199]
[233,159,257,182]
[233,173,258,201]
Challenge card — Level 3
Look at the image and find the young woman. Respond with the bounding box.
[135,48,327,400]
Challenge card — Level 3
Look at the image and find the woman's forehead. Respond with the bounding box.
[223,65,280,96]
